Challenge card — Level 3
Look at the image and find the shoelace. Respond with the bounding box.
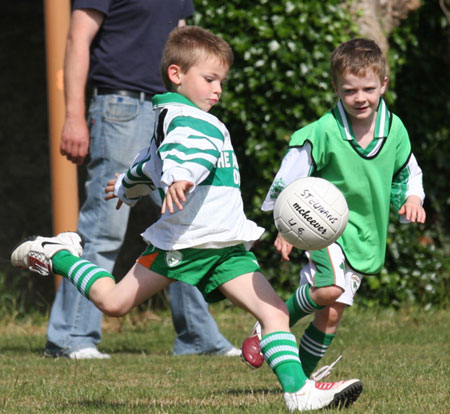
[310,355,342,381]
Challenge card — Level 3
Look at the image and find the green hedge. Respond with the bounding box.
[194,0,450,307]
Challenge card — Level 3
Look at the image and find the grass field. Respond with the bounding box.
[0,305,449,414]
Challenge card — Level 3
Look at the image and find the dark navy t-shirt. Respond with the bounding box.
[73,0,194,94]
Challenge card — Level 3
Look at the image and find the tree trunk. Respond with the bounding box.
[347,0,422,57]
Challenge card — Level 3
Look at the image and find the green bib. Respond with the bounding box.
[289,100,411,274]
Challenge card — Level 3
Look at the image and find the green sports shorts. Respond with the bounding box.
[137,243,261,303]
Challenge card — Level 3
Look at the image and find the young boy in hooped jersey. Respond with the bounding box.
[241,38,426,380]
[11,27,362,412]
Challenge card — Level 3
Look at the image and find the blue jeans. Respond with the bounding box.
[169,282,234,355]
[45,93,233,355]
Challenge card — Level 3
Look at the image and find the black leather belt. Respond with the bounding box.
[94,88,154,101]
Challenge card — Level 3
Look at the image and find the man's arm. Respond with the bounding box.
[60,8,104,165]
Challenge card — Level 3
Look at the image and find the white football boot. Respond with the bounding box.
[284,378,363,412]
[11,232,84,276]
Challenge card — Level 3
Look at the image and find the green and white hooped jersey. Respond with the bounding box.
[118,92,264,250]
[262,99,425,274]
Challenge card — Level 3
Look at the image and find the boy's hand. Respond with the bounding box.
[162,181,194,214]
[274,232,294,262]
[104,174,123,210]
[398,195,426,223]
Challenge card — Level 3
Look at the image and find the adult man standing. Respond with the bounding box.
[46,0,240,359]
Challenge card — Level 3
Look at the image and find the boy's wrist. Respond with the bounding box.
[406,195,422,205]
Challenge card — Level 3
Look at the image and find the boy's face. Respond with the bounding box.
[169,56,229,112]
[333,69,388,126]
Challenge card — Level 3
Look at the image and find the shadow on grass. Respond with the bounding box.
[224,387,281,395]
[55,386,282,410]
[0,385,287,413]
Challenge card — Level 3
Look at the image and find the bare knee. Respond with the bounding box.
[310,285,343,306]
[95,298,131,317]
[89,282,134,317]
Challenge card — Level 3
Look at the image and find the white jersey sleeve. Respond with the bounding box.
[262,143,313,211]
[402,153,425,202]
[392,153,425,223]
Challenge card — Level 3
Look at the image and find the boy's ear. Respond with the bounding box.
[168,64,182,85]
[380,76,389,94]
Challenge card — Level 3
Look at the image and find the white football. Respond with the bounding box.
[273,177,349,250]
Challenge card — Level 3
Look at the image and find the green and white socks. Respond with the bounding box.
[260,331,307,392]
[286,284,335,377]
[286,284,325,327]
[299,322,335,377]
[52,251,115,298]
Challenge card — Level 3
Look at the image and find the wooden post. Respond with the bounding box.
[43,0,79,291]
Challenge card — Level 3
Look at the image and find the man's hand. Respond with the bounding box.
[161,181,194,214]
[60,116,90,165]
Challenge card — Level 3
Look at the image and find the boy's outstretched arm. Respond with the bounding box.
[398,195,426,223]
[162,180,194,214]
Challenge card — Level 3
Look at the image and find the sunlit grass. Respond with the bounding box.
[0,305,449,413]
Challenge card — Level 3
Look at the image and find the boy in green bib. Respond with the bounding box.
[11,27,362,412]
[242,38,426,380]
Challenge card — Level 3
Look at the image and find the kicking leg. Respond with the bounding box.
[88,262,171,316]
[11,232,171,317]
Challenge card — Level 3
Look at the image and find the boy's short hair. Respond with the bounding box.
[161,26,234,91]
[330,38,386,83]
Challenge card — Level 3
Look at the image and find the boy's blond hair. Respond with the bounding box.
[160,26,234,91]
[331,38,386,83]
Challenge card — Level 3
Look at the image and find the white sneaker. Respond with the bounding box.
[284,379,363,412]
[68,347,111,360]
[11,232,83,276]
[223,347,242,357]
